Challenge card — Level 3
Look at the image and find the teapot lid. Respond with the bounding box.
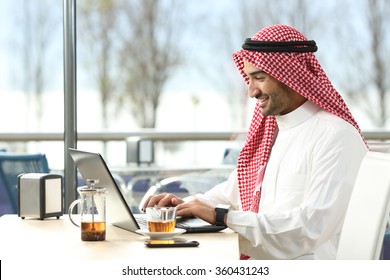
[77,179,106,194]
[77,185,106,194]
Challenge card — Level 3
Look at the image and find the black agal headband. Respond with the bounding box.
[242,38,318,53]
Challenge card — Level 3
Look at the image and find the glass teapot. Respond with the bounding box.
[68,179,106,241]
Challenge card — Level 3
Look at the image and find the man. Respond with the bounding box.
[143,24,368,259]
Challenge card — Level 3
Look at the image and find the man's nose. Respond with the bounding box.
[248,81,261,98]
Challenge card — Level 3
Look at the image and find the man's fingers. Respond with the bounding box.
[142,193,182,211]
[142,193,166,210]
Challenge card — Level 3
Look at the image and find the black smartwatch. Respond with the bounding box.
[215,204,230,226]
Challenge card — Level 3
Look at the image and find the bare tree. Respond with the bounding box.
[262,0,321,35]
[78,0,119,129]
[117,0,187,128]
[13,0,60,129]
[336,0,390,127]
[365,0,389,126]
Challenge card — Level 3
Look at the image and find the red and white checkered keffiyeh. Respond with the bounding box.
[232,24,365,214]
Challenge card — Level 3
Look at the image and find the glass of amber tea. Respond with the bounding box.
[68,179,106,241]
[146,206,177,232]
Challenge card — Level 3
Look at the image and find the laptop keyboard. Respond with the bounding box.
[135,216,197,227]
[135,215,212,229]
[135,216,148,229]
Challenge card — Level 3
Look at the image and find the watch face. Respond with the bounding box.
[216,204,231,210]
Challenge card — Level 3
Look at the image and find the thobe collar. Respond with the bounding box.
[275,100,321,130]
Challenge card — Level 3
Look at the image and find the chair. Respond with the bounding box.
[222,147,240,165]
[336,151,390,259]
[382,228,390,259]
[125,175,159,213]
[0,153,50,215]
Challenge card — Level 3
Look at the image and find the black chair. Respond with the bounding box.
[0,153,50,215]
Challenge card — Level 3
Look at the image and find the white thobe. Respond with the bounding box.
[192,101,368,259]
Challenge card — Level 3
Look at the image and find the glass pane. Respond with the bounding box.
[0,0,64,170]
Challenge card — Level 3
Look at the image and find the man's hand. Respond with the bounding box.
[142,194,218,225]
[141,193,184,212]
[176,199,216,225]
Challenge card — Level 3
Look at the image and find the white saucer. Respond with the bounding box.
[136,228,186,240]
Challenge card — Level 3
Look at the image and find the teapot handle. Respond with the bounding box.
[68,199,82,227]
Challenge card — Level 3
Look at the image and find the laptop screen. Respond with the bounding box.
[69,148,141,232]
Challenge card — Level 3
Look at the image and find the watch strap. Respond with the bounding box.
[215,207,229,226]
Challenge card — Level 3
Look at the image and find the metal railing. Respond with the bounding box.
[0,131,247,142]
[1,130,389,142]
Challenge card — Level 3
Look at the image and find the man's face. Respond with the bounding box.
[243,61,307,116]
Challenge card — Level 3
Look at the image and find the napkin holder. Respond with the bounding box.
[18,173,63,220]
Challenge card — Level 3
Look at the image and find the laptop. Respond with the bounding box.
[68,148,227,233]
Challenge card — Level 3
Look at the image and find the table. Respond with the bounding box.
[0,214,239,261]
